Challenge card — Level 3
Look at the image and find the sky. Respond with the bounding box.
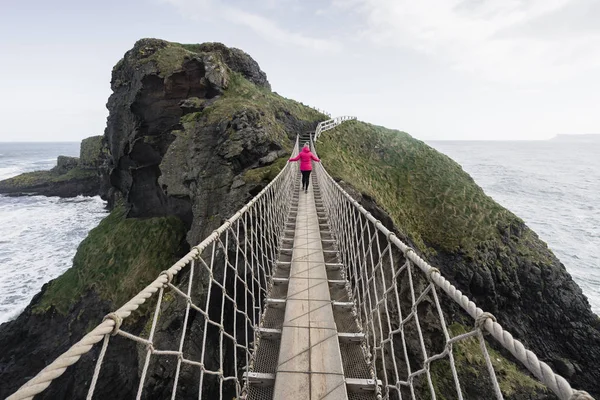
[0,0,599,141]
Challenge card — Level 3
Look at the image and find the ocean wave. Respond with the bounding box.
[0,195,106,323]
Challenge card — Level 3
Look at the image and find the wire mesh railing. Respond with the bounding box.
[312,156,593,400]
[8,140,300,400]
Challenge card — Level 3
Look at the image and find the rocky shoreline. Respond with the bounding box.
[0,136,105,198]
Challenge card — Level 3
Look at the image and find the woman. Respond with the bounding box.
[288,143,320,193]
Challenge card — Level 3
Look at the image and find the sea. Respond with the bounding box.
[0,141,597,324]
[0,143,107,324]
[429,140,600,315]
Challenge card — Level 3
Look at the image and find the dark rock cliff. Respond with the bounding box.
[0,38,325,399]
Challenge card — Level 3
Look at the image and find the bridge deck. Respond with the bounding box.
[273,182,348,400]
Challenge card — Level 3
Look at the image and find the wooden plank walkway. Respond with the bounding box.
[273,182,348,400]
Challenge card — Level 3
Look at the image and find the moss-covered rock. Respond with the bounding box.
[53,156,79,174]
[103,38,326,244]
[79,135,105,168]
[243,156,288,184]
[0,167,98,197]
[318,121,517,256]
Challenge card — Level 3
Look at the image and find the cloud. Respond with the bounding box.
[162,0,341,52]
[224,7,341,51]
[342,0,600,83]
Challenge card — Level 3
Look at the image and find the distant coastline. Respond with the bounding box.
[550,133,600,142]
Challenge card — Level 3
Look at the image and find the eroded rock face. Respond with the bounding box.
[193,42,271,90]
[434,223,600,396]
[0,288,134,399]
[101,38,313,244]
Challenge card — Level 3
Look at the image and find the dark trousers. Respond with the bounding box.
[301,170,311,190]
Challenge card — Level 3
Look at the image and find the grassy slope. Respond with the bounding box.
[430,324,546,399]
[34,206,187,315]
[317,120,521,256]
[317,121,545,395]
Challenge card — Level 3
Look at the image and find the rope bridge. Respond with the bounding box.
[7,118,592,400]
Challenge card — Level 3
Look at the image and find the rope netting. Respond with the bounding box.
[7,141,300,400]
[311,133,593,399]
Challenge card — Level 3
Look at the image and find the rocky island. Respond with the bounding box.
[0,38,598,399]
[0,135,105,197]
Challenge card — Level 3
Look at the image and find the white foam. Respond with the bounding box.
[0,195,107,323]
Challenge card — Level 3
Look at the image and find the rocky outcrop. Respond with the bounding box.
[191,42,271,89]
[79,135,105,168]
[53,156,79,174]
[0,163,99,198]
[0,136,106,198]
[100,38,319,244]
[0,38,325,399]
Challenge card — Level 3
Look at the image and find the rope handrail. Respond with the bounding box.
[8,139,301,400]
[311,127,593,400]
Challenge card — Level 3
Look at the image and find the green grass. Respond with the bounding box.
[0,170,56,188]
[140,43,191,77]
[200,72,326,143]
[0,168,96,189]
[53,168,97,182]
[34,206,187,315]
[317,121,521,255]
[429,323,546,398]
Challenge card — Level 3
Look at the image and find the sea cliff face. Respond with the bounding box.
[0,39,325,399]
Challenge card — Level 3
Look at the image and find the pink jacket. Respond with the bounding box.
[289,147,320,171]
